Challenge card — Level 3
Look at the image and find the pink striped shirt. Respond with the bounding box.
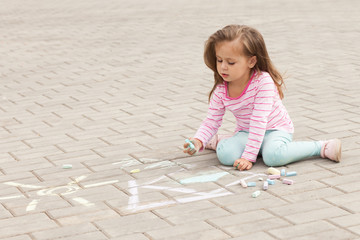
[194,71,294,162]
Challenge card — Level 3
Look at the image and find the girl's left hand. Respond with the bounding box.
[233,158,253,171]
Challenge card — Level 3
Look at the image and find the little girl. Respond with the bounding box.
[183,24,342,171]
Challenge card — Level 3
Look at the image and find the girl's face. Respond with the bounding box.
[215,40,256,85]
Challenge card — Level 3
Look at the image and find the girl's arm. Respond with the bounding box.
[193,85,226,151]
[241,76,276,162]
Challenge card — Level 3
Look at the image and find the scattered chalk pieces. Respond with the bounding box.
[267,179,275,185]
[247,182,256,187]
[281,169,286,176]
[268,174,281,180]
[62,164,72,169]
[282,179,294,185]
[252,190,261,198]
[263,181,268,191]
[286,171,297,177]
[240,179,247,188]
[130,169,140,173]
[267,167,280,175]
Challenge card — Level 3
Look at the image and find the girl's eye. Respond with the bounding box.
[217,59,223,63]
[228,62,235,65]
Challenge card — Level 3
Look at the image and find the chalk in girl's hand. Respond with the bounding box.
[281,169,286,176]
[130,169,140,173]
[267,167,280,175]
[252,190,261,198]
[247,182,256,187]
[286,171,297,177]
[267,179,275,185]
[282,179,294,185]
[240,179,247,188]
[185,139,195,150]
[62,164,72,169]
[268,174,281,179]
[263,181,268,191]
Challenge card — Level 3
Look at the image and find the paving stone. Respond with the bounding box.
[32,222,99,240]
[0,213,57,238]
[230,232,276,240]
[95,212,170,238]
[268,220,339,239]
[145,222,215,240]
[290,229,358,240]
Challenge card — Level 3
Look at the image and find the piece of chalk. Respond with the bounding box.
[130,169,140,173]
[240,179,247,188]
[247,182,256,187]
[263,181,268,191]
[267,179,275,185]
[286,171,297,177]
[281,169,286,176]
[62,164,72,169]
[267,167,280,175]
[185,139,195,150]
[282,179,294,185]
[268,174,281,180]
[258,177,263,181]
[252,190,261,198]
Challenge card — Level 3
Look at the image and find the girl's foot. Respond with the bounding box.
[205,134,232,150]
[320,139,342,162]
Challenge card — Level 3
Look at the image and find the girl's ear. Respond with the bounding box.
[248,56,257,68]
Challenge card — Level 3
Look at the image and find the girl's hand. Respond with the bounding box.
[183,138,202,155]
[233,158,253,171]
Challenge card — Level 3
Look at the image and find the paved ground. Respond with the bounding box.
[0,0,359,239]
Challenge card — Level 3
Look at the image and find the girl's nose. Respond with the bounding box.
[221,62,227,70]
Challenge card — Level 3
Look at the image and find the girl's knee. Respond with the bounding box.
[216,140,243,166]
[262,146,287,167]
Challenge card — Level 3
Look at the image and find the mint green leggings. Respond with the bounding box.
[216,130,321,167]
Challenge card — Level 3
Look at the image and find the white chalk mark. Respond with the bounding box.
[139,158,160,163]
[112,158,139,168]
[73,197,95,207]
[177,189,232,203]
[141,185,197,194]
[180,172,229,184]
[127,180,139,209]
[83,180,119,188]
[145,161,175,169]
[123,200,177,213]
[26,199,39,212]
[143,175,167,186]
[4,182,42,189]
[37,185,79,196]
[0,195,23,200]
[74,175,87,183]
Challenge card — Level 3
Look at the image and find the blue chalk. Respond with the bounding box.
[267,179,275,185]
[185,139,195,150]
[281,169,286,176]
[247,182,256,187]
[286,171,297,177]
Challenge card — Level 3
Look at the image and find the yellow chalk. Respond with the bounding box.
[130,169,140,173]
[267,167,280,175]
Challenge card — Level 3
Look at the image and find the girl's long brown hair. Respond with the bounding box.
[204,25,284,102]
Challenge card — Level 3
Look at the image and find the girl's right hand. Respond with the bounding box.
[183,138,202,155]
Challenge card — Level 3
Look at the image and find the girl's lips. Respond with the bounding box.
[221,73,229,78]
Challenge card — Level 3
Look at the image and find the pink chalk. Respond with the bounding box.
[268,174,281,179]
[282,179,294,185]
[240,179,247,188]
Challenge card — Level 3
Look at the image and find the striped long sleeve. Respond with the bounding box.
[194,86,226,148]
